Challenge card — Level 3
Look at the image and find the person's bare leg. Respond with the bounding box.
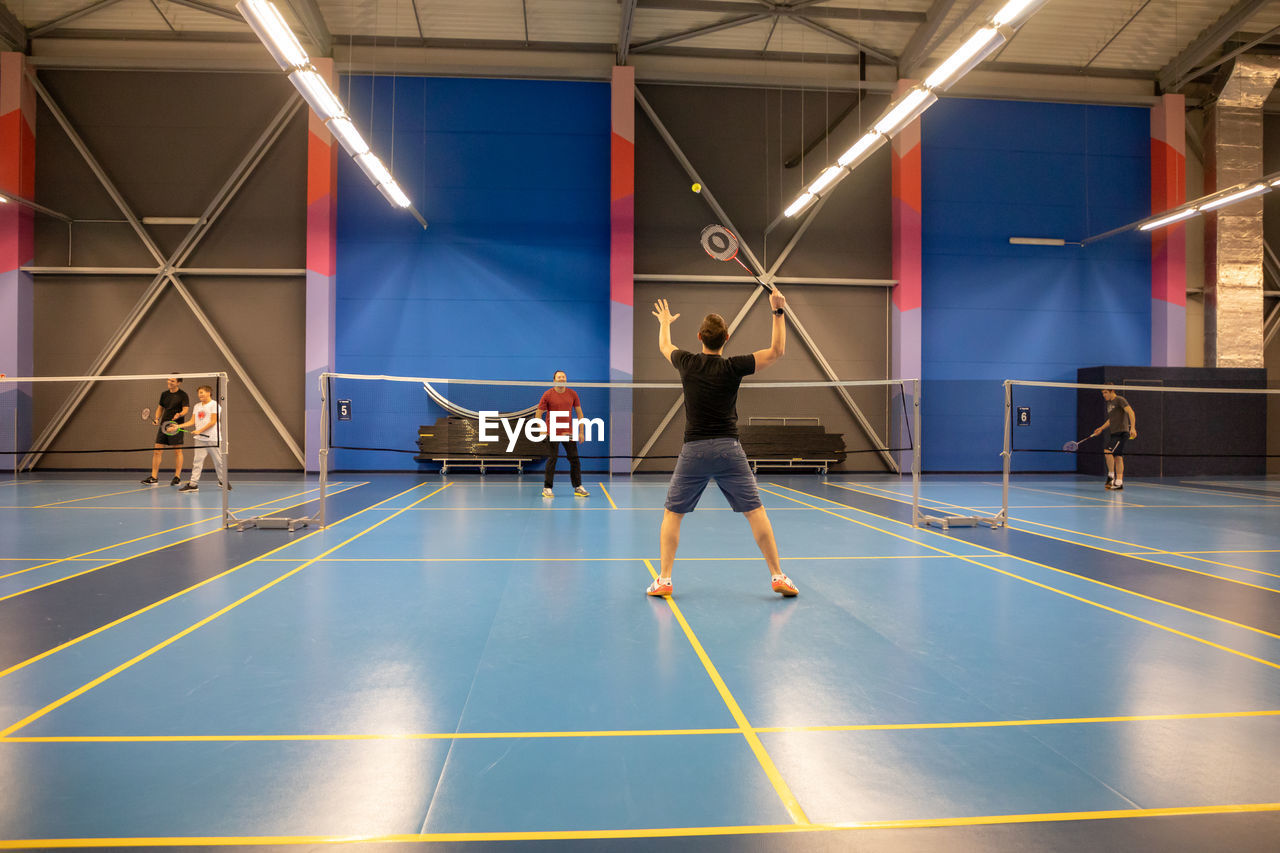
[743,507,781,576]
[1115,456,1124,482]
[173,447,184,480]
[1104,450,1115,478]
[150,446,163,478]
[659,509,683,578]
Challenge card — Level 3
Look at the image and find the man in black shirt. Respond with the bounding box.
[1089,388,1137,490]
[141,376,190,485]
[646,289,798,598]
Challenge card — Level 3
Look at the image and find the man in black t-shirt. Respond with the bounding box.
[1089,388,1137,491]
[646,289,798,598]
[141,376,190,485]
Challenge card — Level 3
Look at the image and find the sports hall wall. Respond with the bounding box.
[28,71,307,471]
[921,99,1151,472]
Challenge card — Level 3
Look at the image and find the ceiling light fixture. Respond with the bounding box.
[781,0,1052,220]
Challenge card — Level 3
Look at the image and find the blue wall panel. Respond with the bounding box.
[922,99,1151,471]
[335,77,610,470]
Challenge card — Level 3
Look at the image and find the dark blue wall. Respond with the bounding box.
[335,77,610,469]
[921,99,1152,471]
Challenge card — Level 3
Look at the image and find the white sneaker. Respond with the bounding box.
[542,487,554,498]
[574,486,589,497]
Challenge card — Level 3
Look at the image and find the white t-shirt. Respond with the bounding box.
[192,400,221,444]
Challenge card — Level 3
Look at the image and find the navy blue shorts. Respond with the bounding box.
[1104,433,1128,456]
[664,438,763,514]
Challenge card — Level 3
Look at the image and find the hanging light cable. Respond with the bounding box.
[235,0,426,227]
[780,0,1053,219]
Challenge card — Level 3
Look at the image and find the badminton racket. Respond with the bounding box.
[161,421,188,436]
[1062,434,1096,452]
[141,407,152,421]
[700,225,774,292]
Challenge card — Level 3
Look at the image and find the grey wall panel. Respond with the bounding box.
[31,70,307,471]
[634,282,890,473]
[635,84,891,280]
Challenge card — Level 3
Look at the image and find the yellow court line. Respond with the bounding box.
[643,558,809,825]
[9,708,1280,743]
[4,803,1280,847]
[760,485,1280,665]
[34,485,158,507]
[0,557,104,561]
[599,483,618,509]
[255,554,955,563]
[771,483,1280,642]
[1004,517,1280,591]
[0,485,344,599]
[828,482,1280,592]
[1130,480,1280,505]
[0,484,342,584]
[1134,551,1280,581]
[0,483,450,737]
[0,482,373,683]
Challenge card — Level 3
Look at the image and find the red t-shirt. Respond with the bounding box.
[539,388,581,440]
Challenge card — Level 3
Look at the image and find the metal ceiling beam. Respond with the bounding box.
[0,1,26,52]
[898,0,962,77]
[149,0,177,32]
[165,0,242,23]
[618,0,638,64]
[1159,0,1272,92]
[1083,0,1154,69]
[631,13,771,54]
[791,15,895,65]
[636,0,926,25]
[1185,23,1280,83]
[283,0,332,57]
[29,0,126,38]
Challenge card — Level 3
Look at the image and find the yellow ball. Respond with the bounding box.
[691,182,702,194]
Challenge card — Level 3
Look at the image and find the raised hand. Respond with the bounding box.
[652,299,680,324]
[769,287,786,312]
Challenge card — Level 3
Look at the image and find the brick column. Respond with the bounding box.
[609,67,635,475]
[305,57,338,470]
[1150,94,1186,366]
[0,53,35,459]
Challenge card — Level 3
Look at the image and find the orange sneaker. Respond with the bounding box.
[771,574,799,597]
[646,576,672,597]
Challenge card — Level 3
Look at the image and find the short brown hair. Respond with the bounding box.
[197,385,213,395]
[698,313,728,351]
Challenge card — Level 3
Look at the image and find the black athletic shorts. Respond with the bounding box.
[1104,433,1128,456]
[155,429,183,447]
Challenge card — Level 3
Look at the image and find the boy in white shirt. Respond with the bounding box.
[177,385,230,492]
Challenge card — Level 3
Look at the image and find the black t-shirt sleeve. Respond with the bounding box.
[671,349,693,371]
[176,390,189,412]
[729,354,756,376]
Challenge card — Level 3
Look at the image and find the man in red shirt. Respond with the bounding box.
[537,370,589,498]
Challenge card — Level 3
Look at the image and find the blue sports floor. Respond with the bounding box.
[1,472,1280,850]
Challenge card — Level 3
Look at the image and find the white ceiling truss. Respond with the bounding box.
[3,1,1280,106]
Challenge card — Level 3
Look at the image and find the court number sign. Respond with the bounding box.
[338,400,352,421]
[1016,406,1031,426]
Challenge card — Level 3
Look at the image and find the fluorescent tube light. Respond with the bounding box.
[1197,183,1268,212]
[924,27,1005,91]
[142,217,201,225]
[807,167,844,196]
[1009,237,1066,246]
[992,0,1045,27]
[378,181,412,209]
[784,193,815,218]
[236,0,309,70]
[355,153,394,186]
[326,117,370,157]
[874,89,936,136]
[288,69,344,121]
[837,132,881,168]
[1138,208,1198,231]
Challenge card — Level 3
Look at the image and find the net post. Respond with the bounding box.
[1000,379,1012,527]
[219,373,232,528]
[318,371,329,528]
[911,378,921,526]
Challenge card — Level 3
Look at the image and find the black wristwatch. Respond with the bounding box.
[773,307,784,316]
